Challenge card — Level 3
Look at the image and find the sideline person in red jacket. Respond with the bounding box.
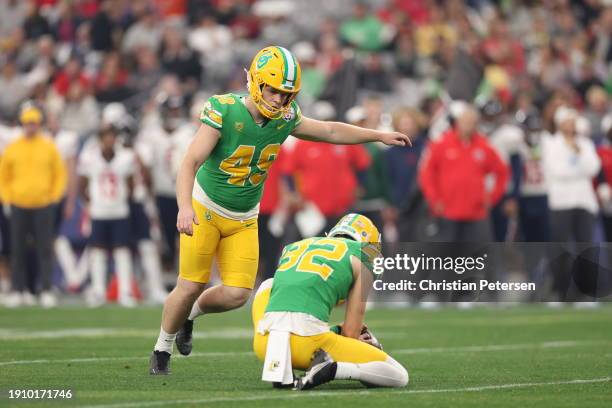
[418,104,509,241]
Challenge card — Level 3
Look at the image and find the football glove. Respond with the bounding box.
[330,324,383,350]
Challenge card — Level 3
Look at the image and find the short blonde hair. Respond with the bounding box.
[392,107,426,131]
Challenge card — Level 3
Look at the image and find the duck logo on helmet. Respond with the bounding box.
[257,52,273,69]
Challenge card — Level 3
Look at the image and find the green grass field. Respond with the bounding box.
[1,304,610,407]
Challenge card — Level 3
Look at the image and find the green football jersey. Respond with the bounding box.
[265,237,363,323]
[197,93,302,212]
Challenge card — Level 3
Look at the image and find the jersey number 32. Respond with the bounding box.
[277,238,349,280]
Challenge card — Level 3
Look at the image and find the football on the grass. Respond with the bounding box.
[359,325,383,350]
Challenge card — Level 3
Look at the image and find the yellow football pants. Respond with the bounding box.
[251,283,389,370]
[179,199,259,289]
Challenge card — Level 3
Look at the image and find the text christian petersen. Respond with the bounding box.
[370,253,536,292]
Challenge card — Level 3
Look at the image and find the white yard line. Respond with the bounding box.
[0,340,604,367]
[0,351,252,367]
[392,340,607,354]
[367,314,611,327]
[0,328,253,340]
[80,377,611,408]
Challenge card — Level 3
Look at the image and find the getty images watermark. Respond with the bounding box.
[362,242,612,302]
[371,253,536,292]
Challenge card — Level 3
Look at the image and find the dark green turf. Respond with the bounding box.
[0,305,610,407]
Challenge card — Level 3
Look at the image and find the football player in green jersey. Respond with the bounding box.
[150,46,410,374]
[252,213,408,389]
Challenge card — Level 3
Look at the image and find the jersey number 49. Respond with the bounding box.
[220,144,280,186]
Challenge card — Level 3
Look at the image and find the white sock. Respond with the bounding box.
[335,362,361,381]
[55,236,78,285]
[89,248,107,297]
[188,300,203,321]
[154,327,176,354]
[75,248,90,286]
[335,357,408,388]
[113,247,133,301]
[138,240,166,295]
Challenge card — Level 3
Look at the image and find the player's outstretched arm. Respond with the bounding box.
[176,124,220,236]
[293,116,411,147]
[342,256,374,338]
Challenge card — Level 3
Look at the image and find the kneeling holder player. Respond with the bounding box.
[252,214,409,390]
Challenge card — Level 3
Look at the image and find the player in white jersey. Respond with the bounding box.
[516,111,550,242]
[129,135,168,304]
[478,99,524,242]
[170,99,200,178]
[103,102,168,304]
[136,95,187,272]
[78,126,137,307]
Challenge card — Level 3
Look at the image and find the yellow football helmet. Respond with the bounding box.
[247,46,302,120]
[328,213,382,265]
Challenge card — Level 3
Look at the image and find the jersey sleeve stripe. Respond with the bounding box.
[201,115,222,129]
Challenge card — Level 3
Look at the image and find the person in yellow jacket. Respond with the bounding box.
[0,106,67,308]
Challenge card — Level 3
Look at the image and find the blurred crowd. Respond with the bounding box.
[0,0,611,307]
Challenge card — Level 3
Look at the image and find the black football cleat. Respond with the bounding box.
[175,319,194,356]
[149,350,171,375]
[296,349,337,390]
